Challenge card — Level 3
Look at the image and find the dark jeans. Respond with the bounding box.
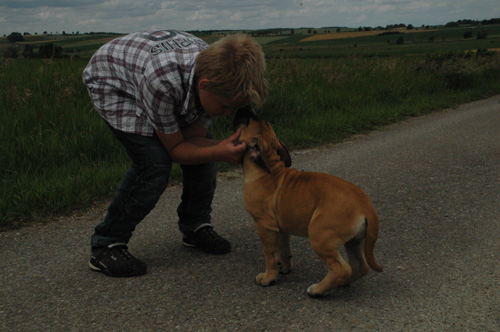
[91,126,217,248]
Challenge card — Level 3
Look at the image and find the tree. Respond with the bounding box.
[7,32,24,43]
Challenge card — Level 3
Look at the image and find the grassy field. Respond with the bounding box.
[2,25,500,229]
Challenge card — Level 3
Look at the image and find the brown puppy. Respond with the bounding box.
[234,107,383,297]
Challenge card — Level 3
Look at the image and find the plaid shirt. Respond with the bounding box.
[82,30,213,136]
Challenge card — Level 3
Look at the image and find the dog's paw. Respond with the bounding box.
[256,273,277,287]
[307,284,328,298]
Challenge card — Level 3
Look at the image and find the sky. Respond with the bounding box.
[1,0,499,36]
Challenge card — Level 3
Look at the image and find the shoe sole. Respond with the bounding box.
[182,241,231,254]
[89,260,110,275]
[183,240,197,248]
[88,260,146,277]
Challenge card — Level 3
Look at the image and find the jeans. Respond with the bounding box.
[90,126,217,248]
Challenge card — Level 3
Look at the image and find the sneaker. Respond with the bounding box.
[89,243,147,277]
[183,225,232,254]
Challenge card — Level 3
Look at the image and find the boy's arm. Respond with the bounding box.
[180,122,218,147]
[154,125,246,165]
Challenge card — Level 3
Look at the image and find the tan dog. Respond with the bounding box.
[234,107,383,297]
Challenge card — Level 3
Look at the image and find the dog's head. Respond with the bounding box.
[233,106,291,174]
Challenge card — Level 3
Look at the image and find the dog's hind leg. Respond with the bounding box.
[307,233,352,297]
[341,217,370,285]
[341,237,369,286]
[278,233,293,274]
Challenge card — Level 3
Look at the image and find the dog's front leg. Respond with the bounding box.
[255,225,280,286]
[278,233,293,274]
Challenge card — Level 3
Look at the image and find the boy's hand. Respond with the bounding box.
[218,128,247,164]
[155,127,246,165]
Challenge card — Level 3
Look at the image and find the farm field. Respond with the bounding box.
[299,27,442,42]
[263,25,500,57]
[2,24,500,58]
[2,24,500,228]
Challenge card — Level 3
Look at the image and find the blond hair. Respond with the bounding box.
[195,34,267,108]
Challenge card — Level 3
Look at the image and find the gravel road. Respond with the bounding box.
[1,95,499,332]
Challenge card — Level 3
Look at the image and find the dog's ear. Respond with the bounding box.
[248,138,271,174]
[275,139,292,167]
[233,105,259,131]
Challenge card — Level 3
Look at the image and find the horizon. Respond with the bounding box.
[1,0,499,38]
[3,17,499,38]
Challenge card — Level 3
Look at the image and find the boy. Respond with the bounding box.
[82,30,267,277]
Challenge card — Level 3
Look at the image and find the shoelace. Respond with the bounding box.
[114,246,133,261]
[201,227,220,239]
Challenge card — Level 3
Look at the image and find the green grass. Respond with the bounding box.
[2,26,500,229]
[233,53,500,148]
[0,59,128,227]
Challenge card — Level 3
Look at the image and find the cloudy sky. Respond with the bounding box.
[1,0,499,36]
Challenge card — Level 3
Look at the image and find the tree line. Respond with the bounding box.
[445,18,500,27]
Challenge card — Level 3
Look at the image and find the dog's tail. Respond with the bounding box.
[364,212,383,272]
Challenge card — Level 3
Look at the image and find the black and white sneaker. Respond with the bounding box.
[183,225,232,254]
[89,243,147,277]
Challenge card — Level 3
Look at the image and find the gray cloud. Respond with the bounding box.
[1,0,498,35]
[0,0,101,9]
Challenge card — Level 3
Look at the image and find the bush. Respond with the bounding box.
[22,45,34,58]
[39,43,64,58]
[477,29,489,40]
[3,47,18,58]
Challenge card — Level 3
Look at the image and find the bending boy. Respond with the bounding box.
[82,31,267,277]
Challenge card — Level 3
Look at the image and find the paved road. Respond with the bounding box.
[1,96,499,332]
